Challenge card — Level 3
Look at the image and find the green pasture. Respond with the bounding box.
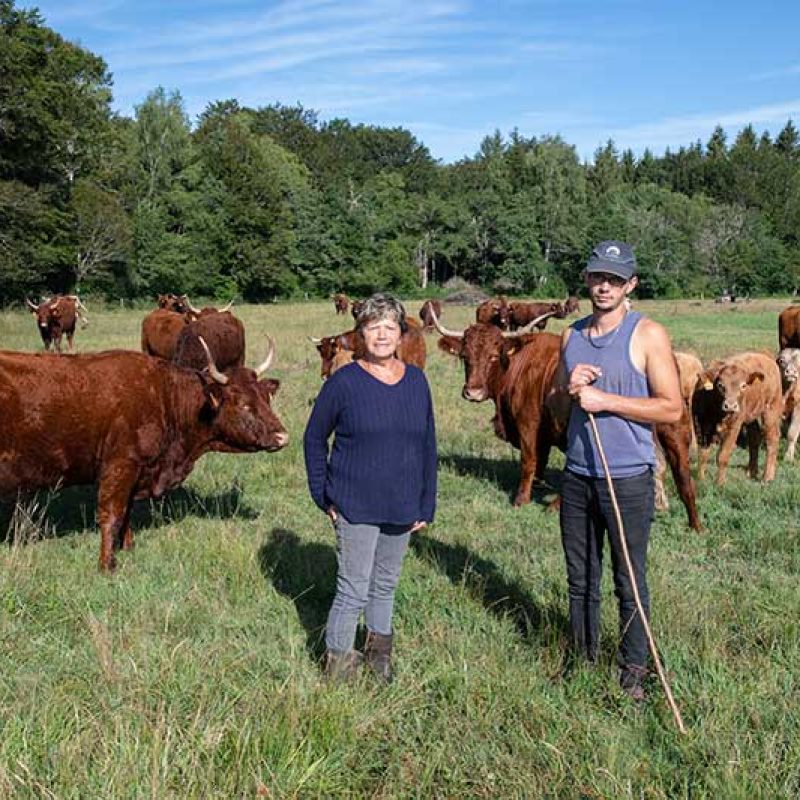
[0,298,798,798]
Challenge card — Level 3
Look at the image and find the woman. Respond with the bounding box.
[303,293,437,682]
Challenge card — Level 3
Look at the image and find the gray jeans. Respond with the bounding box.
[325,515,411,653]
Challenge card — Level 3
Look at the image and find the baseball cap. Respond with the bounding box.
[586,240,637,280]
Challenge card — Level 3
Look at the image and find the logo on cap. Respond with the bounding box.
[605,245,621,258]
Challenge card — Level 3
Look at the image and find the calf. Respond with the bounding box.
[778,348,800,460]
[694,352,783,484]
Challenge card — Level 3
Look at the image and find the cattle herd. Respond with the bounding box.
[2,291,799,571]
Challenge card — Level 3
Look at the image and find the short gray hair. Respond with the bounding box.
[355,293,408,333]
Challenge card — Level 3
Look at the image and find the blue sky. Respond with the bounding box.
[22,0,800,163]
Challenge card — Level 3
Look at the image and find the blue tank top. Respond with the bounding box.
[563,311,656,478]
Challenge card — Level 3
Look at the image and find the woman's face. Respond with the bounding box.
[361,315,402,360]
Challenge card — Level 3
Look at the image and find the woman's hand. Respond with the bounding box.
[326,506,338,524]
[409,521,427,534]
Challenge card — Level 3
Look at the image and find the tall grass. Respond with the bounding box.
[0,298,798,798]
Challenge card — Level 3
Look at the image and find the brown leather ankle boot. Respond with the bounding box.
[324,650,363,683]
[364,631,393,683]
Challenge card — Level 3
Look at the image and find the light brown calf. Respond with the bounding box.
[697,352,783,484]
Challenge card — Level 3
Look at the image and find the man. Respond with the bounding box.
[555,241,682,701]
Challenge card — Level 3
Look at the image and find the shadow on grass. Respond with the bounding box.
[411,532,569,649]
[440,453,563,506]
[0,481,257,544]
[258,528,336,663]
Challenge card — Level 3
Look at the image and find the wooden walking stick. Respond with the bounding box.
[587,411,687,735]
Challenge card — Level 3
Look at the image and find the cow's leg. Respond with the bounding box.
[54,334,62,354]
[657,424,702,532]
[785,407,800,461]
[653,442,669,511]
[716,419,743,486]
[697,443,712,480]
[745,423,762,479]
[66,331,75,352]
[763,411,781,482]
[114,500,135,552]
[513,434,540,506]
[97,462,139,572]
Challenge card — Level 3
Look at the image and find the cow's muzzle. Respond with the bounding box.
[722,400,739,413]
[462,386,488,402]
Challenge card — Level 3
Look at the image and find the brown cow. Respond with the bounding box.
[419,300,443,331]
[157,294,189,313]
[351,300,366,321]
[434,312,701,529]
[311,322,426,379]
[184,297,234,320]
[174,311,246,373]
[0,341,287,571]
[508,301,563,331]
[475,296,511,329]
[333,294,349,315]
[693,352,783,484]
[27,295,87,353]
[435,311,564,505]
[141,308,190,360]
[563,296,581,315]
[674,352,704,404]
[778,306,800,349]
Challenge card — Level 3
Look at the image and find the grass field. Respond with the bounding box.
[0,298,798,799]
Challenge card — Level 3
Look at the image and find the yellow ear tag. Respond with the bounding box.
[752,377,761,384]
[703,380,713,390]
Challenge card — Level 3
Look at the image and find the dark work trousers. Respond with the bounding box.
[559,468,655,670]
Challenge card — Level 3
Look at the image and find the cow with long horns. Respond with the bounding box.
[433,310,701,529]
[0,339,287,571]
[27,295,88,352]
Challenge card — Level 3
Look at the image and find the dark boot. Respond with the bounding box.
[619,664,648,703]
[364,631,393,683]
[324,650,363,683]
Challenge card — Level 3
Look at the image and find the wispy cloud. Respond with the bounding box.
[605,100,800,150]
[750,63,800,81]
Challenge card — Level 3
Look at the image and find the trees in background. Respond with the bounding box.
[1,0,799,303]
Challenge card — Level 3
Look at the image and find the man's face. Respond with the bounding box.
[585,271,636,311]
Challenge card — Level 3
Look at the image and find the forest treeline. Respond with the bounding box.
[2,0,800,304]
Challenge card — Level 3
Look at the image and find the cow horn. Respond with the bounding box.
[501,311,556,338]
[308,336,323,344]
[219,299,234,313]
[430,308,464,338]
[254,337,276,378]
[51,297,61,309]
[184,296,201,315]
[198,336,229,385]
[26,299,39,311]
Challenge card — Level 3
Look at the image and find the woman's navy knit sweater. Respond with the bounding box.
[303,362,437,525]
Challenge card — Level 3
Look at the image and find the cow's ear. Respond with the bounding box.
[437,336,461,357]
[260,378,280,398]
[698,371,715,391]
[202,383,224,414]
[746,371,764,386]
